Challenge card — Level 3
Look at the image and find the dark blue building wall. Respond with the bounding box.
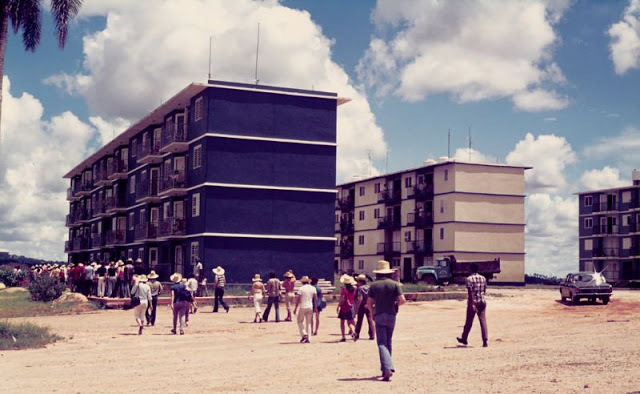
[205,138,336,189]
[206,87,336,142]
[203,237,334,282]
[203,187,334,236]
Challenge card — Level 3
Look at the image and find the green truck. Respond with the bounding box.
[414,255,501,285]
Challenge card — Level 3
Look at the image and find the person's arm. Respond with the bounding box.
[337,290,345,313]
[294,293,301,314]
[366,296,375,317]
[354,290,362,313]
[170,288,175,310]
[313,292,318,313]
[396,293,406,307]
[147,286,153,306]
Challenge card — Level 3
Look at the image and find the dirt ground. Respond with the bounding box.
[2,287,640,393]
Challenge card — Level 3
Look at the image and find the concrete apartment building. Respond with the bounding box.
[335,160,530,284]
[64,80,347,282]
[577,170,640,282]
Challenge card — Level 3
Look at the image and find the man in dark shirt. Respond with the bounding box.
[123,259,135,298]
[367,260,406,382]
[262,271,282,322]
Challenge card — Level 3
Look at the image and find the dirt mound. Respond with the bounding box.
[3,286,27,293]
[53,292,88,304]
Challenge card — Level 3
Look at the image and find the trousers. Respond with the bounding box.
[297,307,313,337]
[374,313,396,373]
[460,301,488,341]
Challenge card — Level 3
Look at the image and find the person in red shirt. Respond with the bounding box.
[337,275,357,342]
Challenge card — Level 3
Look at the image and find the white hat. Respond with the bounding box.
[170,273,183,283]
[373,260,394,274]
[212,266,225,275]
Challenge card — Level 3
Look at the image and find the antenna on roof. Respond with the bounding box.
[367,149,372,177]
[208,36,213,81]
[468,126,472,161]
[254,22,261,85]
[447,129,451,158]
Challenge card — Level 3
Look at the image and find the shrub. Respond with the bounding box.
[28,275,67,302]
[0,266,27,287]
[0,320,61,350]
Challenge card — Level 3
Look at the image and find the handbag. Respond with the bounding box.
[130,286,141,307]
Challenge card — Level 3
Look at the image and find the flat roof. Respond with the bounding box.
[337,159,532,188]
[575,184,639,195]
[64,80,349,179]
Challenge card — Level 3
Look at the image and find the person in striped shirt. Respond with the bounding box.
[213,266,230,313]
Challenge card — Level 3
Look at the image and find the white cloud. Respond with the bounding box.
[451,148,496,164]
[608,0,640,75]
[579,166,628,190]
[45,0,386,182]
[525,193,578,276]
[357,0,571,111]
[89,116,131,147]
[0,77,99,260]
[583,126,640,163]
[506,132,577,193]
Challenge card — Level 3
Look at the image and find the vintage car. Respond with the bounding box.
[559,272,612,305]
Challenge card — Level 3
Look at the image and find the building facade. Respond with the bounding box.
[335,160,530,284]
[577,170,640,282]
[64,80,347,282]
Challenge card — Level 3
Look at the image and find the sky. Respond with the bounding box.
[0,0,639,276]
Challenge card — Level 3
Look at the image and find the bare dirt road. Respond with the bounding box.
[2,287,640,393]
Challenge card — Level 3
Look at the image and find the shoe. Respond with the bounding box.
[353,334,358,342]
[300,335,307,343]
[302,337,310,343]
[382,369,393,381]
[456,337,468,346]
[171,329,176,334]
[369,337,375,340]
[179,330,184,335]
[194,307,197,314]
[138,326,143,335]
[483,340,488,348]
[339,337,346,342]
[312,331,318,336]
[225,307,230,313]
[146,321,150,326]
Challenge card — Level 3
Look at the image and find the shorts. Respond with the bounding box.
[338,310,354,320]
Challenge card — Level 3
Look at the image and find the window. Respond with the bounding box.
[194,97,204,121]
[193,144,202,169]
[190,242,200,265]
[623,237,632,249]
[404,231,412,242]
[335,214,339,223]
[131,139,137,157]
[138,247,144,260]
[624,215,630,226]
[392,258,400,268]
[359,210,365,221]
[358,235,365,245]
[374,208,380,219]
[192,193,200,217]
[405,177,412,188]
[584,218,593,228]
[127,249,133,259]
[139,208,146,224]
[440,228,444,240]
[130,175,136,194]
[584,195,593,207]
[584,239,592,251]
[374,183,381,193]
[358,260,364,270]
[418,175,424,185]
[440,200,444,213]
[129,212,134,230]
[444,169,449,181]
[359,186,365,196]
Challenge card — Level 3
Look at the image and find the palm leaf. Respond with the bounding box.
[19,0,41,52]
[50,0,81,48]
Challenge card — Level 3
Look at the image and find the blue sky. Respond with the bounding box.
[1,0,639,275]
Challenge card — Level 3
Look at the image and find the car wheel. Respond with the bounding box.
[602,296,610,305]
[571,293,580,304]
[422,275,437,285]
[559,291,565,302]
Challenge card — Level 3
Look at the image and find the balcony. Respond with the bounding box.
[593,202,619,212]
[91,233,104,248]
[136,180,161,203]
[72,237,89,251]
[107,159,128,180]
[67,187,81,201]
[158,170,188,197]
[377,242,401,256]
[339,220,354,234]
[407,211,425,227]
[593,247,619,258]
[94,199,110,218]
[160,123,188,154]
[336,196,354,211]
[378,215,401,230]
[413,184,434,201]
[105,195,127,213]
[105,229,125,245]
[135,222,158,241]
[64,241,72,252]
[158,217,186,238]
[138,141,163,164]
[65,214,75,227]
[75,209,91,224]
[593,225,619,235]
[95,166,110,187]
[378,189,401,205]
[77,182,94,197]
[406,239,432,254]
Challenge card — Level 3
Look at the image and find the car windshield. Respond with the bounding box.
[576,273,607,285]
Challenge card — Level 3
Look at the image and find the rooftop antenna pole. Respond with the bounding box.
[468,126,471,161]
[254,22,260,85]
[367,149,372,177]
[447,129,451,158]
[208,36,213,81]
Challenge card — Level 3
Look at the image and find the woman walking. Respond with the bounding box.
[131,275,152,335]
[249,274,264,323]
[337,275,357,342]
[310,277,324,336]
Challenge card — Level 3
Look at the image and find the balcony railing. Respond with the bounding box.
[593,202,619,212]
[107,159,128,180]
[135,222,158,240]
[160,123,188,153]
[105,230,125,245]
[73,237,89,250]
[159,170,187,196]
[158,217,186,237]
[377,242,401,255]
[136,180,160,203]
[413,184,434,201]
[339,220,354,234]
[592,225,619,235]
[378,215,401,230]
[104,195,127,212]
[406,239,431,254]
[378,189,401,205]
[66,214,75,226]
[138,141,162,164]
[336,196,354,211]
[64,241,72,252]
[593,247,619,257]
[339,244,354,258]
[91,233,104,248]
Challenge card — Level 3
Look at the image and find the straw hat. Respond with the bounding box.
[170,273,183,283]
[356,274,367,283]
[252,274,262,282]
[126,258,133,262]
[137,275,148,282]
[148,270,159,279]
[340,274,356,285]
[284,270,294,278]
[135,258,143,263]
[116,260,124,266]
[212,266,225,275]
[373,260,394,274]
[300,275,311,284]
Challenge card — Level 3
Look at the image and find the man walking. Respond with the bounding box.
[293,276,317,343]
[354,274,375,341]
[212,266,230,313]
[457,263,488,348]
[367,260,405,382]
[262,271,282,322]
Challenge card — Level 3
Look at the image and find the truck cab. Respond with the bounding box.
[414,257,453,285]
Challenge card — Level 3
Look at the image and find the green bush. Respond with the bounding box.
[0,266,26,287]
[0,320,61,350]
[28,275,67,302]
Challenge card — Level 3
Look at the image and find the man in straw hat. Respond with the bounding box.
[366,260,406,382]
[170,273,189,335]
[145,270,162,326]
[283,270,296,322]
[212,266,230,313]
[294,275,317,343]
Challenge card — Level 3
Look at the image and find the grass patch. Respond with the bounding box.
[0,320,62,350]
[0,289,98,319]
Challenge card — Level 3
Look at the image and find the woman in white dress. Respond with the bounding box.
[249,274,264,323]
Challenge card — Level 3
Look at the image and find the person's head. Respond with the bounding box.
[269,271,276,279]
[470,263,479,274]
[357,274,367,285]
[373,260,394,279]
[310,277,318,286]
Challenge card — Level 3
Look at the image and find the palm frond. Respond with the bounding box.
[8,0,23,34]
[19,0,41,52]
[50,0,81,49]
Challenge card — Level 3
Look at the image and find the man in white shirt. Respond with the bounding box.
[294,276,317,344]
